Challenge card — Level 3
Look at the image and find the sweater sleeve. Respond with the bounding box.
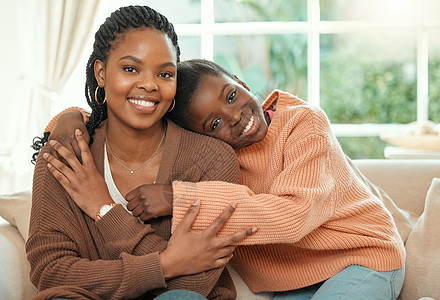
[27,144,232,299]
[171,108,343,245]
[26,145,168,299]
[164,138,238,299]
[96,205,236,299]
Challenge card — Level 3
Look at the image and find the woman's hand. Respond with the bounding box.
[159,201,257,279]
[43,129,113,219]
[126,184,173,221]
[49,111,89,162]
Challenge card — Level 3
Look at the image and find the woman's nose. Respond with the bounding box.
[136,73,158,91]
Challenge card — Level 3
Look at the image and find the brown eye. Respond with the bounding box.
[211,118,221,130]
[227,91,236,104]
[159,72,173,78]
[123,66,137,73]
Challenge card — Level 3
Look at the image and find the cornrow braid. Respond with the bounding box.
[31,5,180,163]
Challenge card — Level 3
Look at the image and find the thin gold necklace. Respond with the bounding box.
[105,129,166,174]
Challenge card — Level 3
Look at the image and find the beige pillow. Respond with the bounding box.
[0,191,31,240]
[400,178,440,299]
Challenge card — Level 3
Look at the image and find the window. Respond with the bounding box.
[64,0,440,158]
[167,0,440,158]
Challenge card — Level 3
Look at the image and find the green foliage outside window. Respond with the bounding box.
[429,59,440,122]
[213,0,440,159]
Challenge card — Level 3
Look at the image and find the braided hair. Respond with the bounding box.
[31,5,180,163]
[168,59,234,130]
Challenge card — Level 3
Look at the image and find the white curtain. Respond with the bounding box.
[0,0,100,193]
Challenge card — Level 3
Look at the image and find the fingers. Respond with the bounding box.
[81,126,91,144]
[217,226,258,248]
[126,198,138,211]
[75,129,93,165]
[43,152,75,179]
[69,140,82,163]
[49,132,79,163]
[131,205,144,218]
[43,155,72,189]
[175,200,200,232]
[204,202,237,237]
[215,246,236,259]
[49,140,81,170]
[211,253,234,269]
[125,189,138,202]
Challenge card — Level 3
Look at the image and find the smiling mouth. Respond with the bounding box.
[128,99,157,107]
[241,115,255,135]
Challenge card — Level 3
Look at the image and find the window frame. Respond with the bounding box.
[173,0,440,137]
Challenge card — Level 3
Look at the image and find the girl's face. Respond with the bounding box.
[95,27,177,131]
[187,74,268,149]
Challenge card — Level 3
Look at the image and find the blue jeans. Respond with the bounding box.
[154,290,208,299]
[273,265,405,300]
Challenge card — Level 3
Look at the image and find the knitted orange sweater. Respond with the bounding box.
[171,90,405,292]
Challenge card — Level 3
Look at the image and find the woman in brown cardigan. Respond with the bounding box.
[27,6,255,300]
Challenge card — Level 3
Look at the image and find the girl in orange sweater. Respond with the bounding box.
[49,59,405,299]
[129,59,406,299]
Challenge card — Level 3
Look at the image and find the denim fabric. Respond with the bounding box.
[154,290,208,299]
[274,264,405,300]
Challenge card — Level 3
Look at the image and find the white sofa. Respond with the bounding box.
[1,159,439,300]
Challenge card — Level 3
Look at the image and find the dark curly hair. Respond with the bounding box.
[167,59,234,130]
[31,5,180,164]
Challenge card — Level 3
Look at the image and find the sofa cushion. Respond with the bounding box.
[400,178,440,300]
[0,223,37,299]
[0,191,31,240]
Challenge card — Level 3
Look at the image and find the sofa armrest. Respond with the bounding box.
[0,220,36,300]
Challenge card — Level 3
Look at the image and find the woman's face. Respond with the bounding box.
[187,74,268,149]
[95,27,177,131]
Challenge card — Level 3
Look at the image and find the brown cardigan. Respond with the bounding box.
[26,120,239,300]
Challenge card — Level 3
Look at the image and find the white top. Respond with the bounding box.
[104,144,133,216]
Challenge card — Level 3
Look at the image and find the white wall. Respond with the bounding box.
[0,0,201,194]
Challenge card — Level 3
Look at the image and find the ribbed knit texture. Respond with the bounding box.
[172,90,405,293]
[27,120,239,299]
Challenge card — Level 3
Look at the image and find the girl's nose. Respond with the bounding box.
[136,73,158,91]
[228,107,242,126]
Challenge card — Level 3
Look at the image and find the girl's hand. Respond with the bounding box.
[126,184,173,221]
[159,201,257,279]
[49,111,89,162]
[43,129,113,219]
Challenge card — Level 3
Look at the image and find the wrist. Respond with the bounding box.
[159,251,176,280]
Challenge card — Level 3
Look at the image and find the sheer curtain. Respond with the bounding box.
[0,0,100,193]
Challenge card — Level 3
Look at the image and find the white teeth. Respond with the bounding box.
[129,99,155,107]
[242,115,254,134]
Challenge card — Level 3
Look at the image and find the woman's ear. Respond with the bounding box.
[94,59,105,87]
[233,75,250,91]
